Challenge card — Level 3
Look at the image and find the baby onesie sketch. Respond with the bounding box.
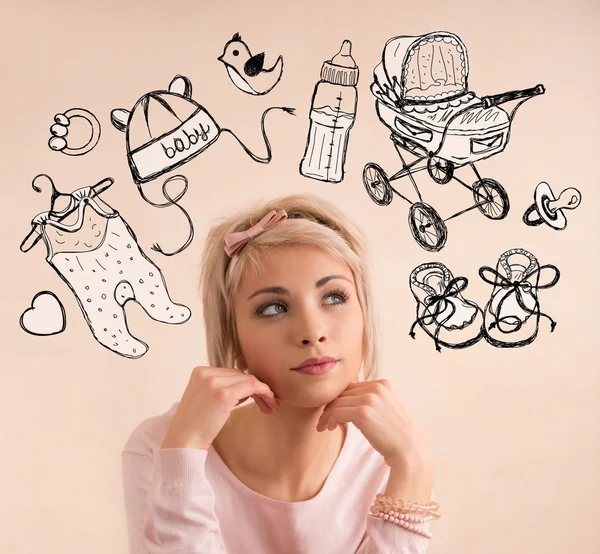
[408,262,484,352]
[479,248,560,348]
[218,32,284,95]
[523,181,582,230]
[362,31,545,252]
[20,291,66,336]
[111,74,295,256]
[20,174,191,359]
[48,108,101,156]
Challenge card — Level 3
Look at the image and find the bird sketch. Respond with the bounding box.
[218,32,284,96]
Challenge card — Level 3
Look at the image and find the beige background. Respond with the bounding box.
[1,0,598,552]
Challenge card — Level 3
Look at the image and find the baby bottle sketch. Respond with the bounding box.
[299,40,359,183]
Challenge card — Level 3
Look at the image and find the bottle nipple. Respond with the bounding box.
[330,40,357,68]
[320,40,359,86]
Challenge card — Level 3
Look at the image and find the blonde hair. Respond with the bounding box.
[199,193,380,382]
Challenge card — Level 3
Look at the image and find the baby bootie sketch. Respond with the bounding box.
[479,248,560,348]
[408,262,484,352]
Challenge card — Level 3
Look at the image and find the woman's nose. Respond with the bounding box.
[295,306,328,346]
[301,334,326,345]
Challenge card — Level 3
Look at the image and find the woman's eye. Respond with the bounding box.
[255,290,349,318]
[258,303,286,317]
[325,292,346,304]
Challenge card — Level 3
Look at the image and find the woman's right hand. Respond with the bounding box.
[160,366,279,450]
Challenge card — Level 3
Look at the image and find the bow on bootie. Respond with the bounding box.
[224,209,288,257]
[409,276,478,352]
[479,264,560,334]
[408,262,483,352]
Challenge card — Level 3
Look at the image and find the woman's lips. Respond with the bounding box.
[292,361,337,375]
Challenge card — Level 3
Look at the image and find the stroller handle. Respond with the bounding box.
[481,84,545,109]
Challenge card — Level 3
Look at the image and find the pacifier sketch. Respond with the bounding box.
[523,182,582,230]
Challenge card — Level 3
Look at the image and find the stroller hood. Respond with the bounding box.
[373,32,469,106]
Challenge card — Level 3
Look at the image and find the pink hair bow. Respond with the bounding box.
[224,209,288,257]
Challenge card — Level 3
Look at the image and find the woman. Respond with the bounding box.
[122,193,439,553]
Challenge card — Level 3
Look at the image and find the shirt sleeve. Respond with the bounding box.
[354,488,436,554]
[354,514,431,554]
[121,448,228,554]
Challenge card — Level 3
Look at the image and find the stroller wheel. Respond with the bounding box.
[408,202,448,252]
[363,163,392,206]
[427,156,454,185]
[472,178,510,220]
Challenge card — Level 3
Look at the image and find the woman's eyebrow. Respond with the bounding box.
[247,275,352,300]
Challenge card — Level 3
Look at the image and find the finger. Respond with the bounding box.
[344,380,372,389]
[222,376,276,411]
[236,395,251,406]
[343,380,390,392]
[237,391,278,411]
[252,394,273,414]
[318,397,360,430]
[256,392,279,411]
[317,406,359,431]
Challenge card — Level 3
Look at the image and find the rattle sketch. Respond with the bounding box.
[408,262,484,352]
[48,108,101,156]
[20,174,192,359]
[20,291,66,336]
[362,31,545,252]
[479,248,560,348]
[299,40,359,183]
[523,181,582,230]
[111,74,295,256]
[218,32,284,95]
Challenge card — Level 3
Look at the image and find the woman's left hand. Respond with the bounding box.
[316,379,435,469]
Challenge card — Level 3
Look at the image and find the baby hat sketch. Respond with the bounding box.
[111,75,295,257]
[20,175,192,359]
[111,75,220,185]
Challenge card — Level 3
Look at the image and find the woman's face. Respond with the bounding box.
[233,244,364,407]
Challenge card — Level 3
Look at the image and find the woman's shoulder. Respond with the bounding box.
[121,402,179,458]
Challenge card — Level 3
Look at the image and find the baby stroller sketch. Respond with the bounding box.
[363,31,545,251]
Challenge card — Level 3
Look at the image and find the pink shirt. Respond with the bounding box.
[122,402,434,553]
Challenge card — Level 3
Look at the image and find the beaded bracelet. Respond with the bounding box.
[369,493,441,540]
